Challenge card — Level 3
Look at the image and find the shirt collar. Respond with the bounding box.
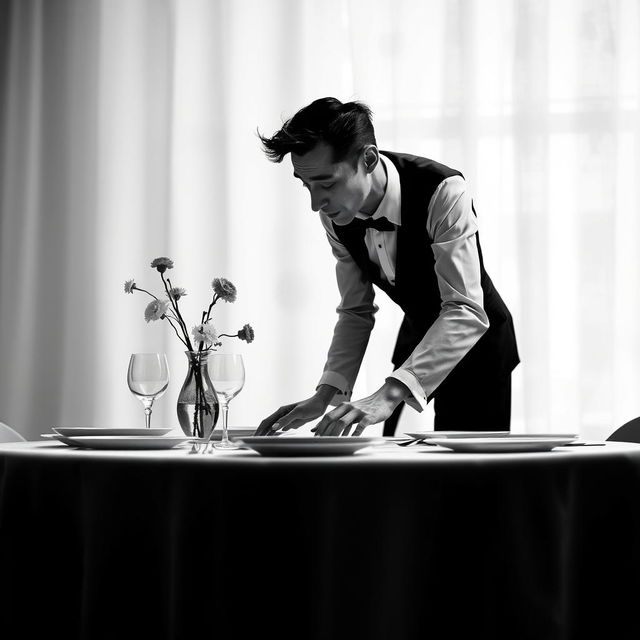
[354,156,402,227]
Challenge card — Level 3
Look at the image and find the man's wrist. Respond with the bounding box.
[381,378,411,403]
[315,384,340,404]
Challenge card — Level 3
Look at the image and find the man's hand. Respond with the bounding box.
[254,385,337,435]
[313,379,411,436]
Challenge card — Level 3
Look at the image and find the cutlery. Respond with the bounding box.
[189,441,205,454]
[396,438,438,447]
[559,442,605,447]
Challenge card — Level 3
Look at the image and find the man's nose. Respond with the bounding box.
[309,189,328,212]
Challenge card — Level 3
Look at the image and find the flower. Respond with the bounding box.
[150,257,174,273]
[127,261,252,352]
[191,323,218,347]
[238,323,255,343]
[125,258,255,438]
[212,277,237,303]
[144,299,169,322]
[169,287,187,301]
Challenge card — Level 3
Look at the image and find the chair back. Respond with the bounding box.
[606,417,640,443]
[0,422,26,442]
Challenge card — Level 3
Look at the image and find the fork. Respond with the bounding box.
[397,438,420,447]
[396,438,439,447]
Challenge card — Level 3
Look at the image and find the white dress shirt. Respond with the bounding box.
[317,157,489,412]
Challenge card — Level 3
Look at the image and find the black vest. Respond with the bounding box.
[332,151,519,398]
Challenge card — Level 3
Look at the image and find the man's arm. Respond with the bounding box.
[254,221,377,435]
[315,219,378,405]
[386,176,489,410]
[254,383,341,435]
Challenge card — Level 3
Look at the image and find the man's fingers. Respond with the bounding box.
[281,417,309,431]
[351,420,370,437]
[314,404,375,437]
[351,424,365,436]
[278,406,316,431]
[255,405,295,435]
[341,423,354,437]
[325,410,362,437]
[338,411,363,436]
[254,421,271,436]
[351,413,377,436]
[314,404,351,436]
[255,417,279,435]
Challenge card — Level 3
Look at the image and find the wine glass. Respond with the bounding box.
[209,353,245,450]
[127,353,170,429]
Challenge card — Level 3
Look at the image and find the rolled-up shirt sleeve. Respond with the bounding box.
[317,219,378,406]
[387,177,489,411]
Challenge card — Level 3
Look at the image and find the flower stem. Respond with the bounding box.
[165,316,189,348]
[162,273,193,351]
[205,294,219,322]
[136,288,158,300]
[190,352,212,439]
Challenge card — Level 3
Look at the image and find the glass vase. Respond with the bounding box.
[176,351,220,440]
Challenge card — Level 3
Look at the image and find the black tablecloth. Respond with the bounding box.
[1,441,640,639]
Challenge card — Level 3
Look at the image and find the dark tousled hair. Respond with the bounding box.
[258,97,377,163]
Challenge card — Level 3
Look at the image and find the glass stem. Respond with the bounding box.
[142,398,154,429]
[144,406,152,429]
[220,402,229,444]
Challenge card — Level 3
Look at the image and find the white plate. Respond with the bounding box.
[236,436,385,457]
[405,431,511,440]
[427,436,578,453]
[209,428,256,441]
[52,427,174,437]
[50,435,191,450]
[405,431,578,440]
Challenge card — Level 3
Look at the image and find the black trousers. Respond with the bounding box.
[383,373,512,436]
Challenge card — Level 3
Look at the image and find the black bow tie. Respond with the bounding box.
[350,216,396,232]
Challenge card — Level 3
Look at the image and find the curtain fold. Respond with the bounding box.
[1,0,638,440]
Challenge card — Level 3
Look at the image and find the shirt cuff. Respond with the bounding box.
[386,370,427,413]
[317,371,352,406]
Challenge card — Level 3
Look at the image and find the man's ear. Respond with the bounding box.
[362,145,380,174]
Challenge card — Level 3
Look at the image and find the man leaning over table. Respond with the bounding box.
[255,97,520,437]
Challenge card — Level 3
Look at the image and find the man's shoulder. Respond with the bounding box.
[380,150,463,180]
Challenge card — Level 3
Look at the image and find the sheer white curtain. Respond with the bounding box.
[1,0,638,440]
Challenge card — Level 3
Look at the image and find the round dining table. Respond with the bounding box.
[1,437,640,640]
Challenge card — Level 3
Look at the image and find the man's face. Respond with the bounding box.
[291,142,370,226]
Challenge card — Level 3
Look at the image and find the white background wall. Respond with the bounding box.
[1,0,638,441]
